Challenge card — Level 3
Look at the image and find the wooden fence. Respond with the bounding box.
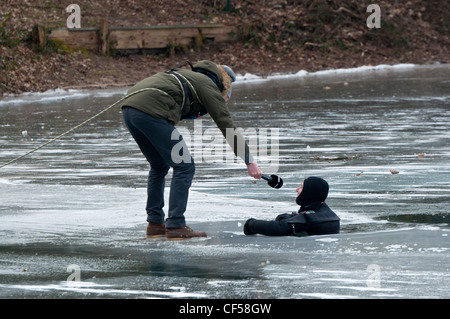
[37,20,236,55]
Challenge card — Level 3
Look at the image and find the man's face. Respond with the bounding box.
[296,182,304,197]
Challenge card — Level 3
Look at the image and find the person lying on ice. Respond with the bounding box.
[243,176,340,237]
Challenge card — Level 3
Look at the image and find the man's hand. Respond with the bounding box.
[247,162,262,179]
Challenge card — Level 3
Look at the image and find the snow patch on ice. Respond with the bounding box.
[235,63,416,84]
[315,237,339,243]
[0,88,126,107]
[0,282,207,298]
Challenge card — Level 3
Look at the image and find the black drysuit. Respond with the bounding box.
[243,176,340,237]
[243,202,340,236]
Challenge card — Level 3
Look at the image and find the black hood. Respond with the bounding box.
[296,176,329,208]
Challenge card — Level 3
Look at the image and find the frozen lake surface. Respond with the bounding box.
[0,64,449,298]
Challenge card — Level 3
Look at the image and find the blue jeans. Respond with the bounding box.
[122,107,195,228]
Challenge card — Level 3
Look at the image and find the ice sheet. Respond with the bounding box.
[1,63,449,298]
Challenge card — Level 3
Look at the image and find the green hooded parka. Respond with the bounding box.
[122,60,253,164]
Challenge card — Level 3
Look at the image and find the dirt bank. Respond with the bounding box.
[1,0,449,95]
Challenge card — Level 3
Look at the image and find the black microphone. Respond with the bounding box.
[261,174,284,189]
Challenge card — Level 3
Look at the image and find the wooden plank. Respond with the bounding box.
[110,28,198,49]
[201,25,235,41]
[37,25,45,47]
[47,24,235,52]
[99,19,108,55]
[48,28,98,49]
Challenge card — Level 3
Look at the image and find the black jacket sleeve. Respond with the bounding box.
[244,218,293,236]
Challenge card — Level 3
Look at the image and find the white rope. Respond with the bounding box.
[0,88,151,169]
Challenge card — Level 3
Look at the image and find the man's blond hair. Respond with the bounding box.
[216,65,232,99]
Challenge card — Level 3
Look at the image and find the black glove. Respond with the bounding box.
[243,218,256,235]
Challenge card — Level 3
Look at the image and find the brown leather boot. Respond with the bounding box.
[166,226,207,240]
[146,222,166,238]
